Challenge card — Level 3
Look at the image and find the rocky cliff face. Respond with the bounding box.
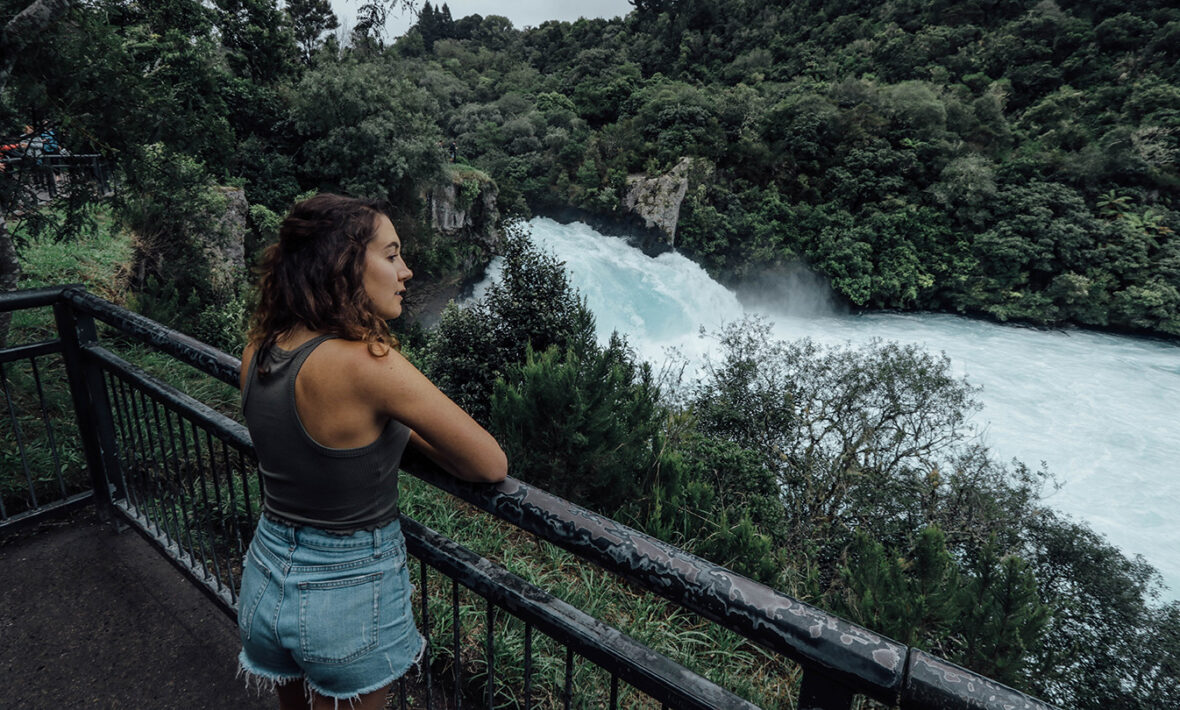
[410,171,502,325]
[204,186,248,297]
[429,175,500,249]
[621,157,700,248]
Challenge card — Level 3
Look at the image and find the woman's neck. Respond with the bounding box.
[275,325,324,350]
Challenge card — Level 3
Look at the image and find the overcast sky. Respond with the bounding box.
[328,1,635,38]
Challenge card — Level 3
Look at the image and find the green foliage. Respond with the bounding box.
[837,529,1048,688]
[490,337,661,514]
[286,0,339,63]
[289,61,444,203]
[424,222,596,421]
[837,528,962,650]
[1025,511,1180,708]
[114,145,248,350]
[213,0,300,84]
[12,206,132,302]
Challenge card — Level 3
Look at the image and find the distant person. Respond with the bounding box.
[38,126,59,155]
[448,141,457,162]
[237,193,507,710]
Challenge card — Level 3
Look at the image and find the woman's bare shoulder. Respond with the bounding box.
[305,339,417,391]
[239,342,259,391]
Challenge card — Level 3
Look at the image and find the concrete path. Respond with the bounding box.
[0,511,272,710]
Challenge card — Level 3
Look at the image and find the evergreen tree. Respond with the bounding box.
[286,0,339,63]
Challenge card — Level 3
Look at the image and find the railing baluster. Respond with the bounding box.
[452,578,463,710]
[113,376,147,512]
[1,361,38,510]
[204,428,238,595]
[161,406,200,570]
[145,393,181,544]
[420,559,434,710]
[523,622,533,710]
[485,601,495,709]
[186,422,222,589]
[563,645,574,710]
[610,674,619,710]
[218,439,246,558]
[131,388,165,536]
[138,389,168,535]
[104,372,135,505]
[798,669,855,710]
[29,357,66,496]
[235,448,254,532]
[176,418,214,587]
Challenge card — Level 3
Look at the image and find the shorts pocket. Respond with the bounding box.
[237,551,271,641]
[298,571,383,664]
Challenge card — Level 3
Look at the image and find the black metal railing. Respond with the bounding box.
[1,154,115,208]
[0,287,93,528]
[0,285,1060,710]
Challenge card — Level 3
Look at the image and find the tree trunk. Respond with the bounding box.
[0,0,75,89]
[0,216,17,348]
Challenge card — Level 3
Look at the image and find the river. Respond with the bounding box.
[471,217,1180,600]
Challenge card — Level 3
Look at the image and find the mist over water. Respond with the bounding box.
[471,218,1180,599]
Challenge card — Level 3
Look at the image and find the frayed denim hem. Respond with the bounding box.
[303,631,428,708]
[239,634,427,710]
[236,652,302,696]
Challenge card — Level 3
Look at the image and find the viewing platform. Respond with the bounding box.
[0,509,267,708]
[0,285,1060,709]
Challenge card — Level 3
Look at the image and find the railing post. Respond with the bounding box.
[798,670,856,710]
[54,294,124,522]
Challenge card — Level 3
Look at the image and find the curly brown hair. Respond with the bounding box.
[247,193,399,372]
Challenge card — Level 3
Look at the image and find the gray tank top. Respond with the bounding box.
[242,335,410,532]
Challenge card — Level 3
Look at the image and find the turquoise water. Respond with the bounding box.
[473,217,1180,599]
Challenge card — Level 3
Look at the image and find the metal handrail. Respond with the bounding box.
[1,286,1060,709]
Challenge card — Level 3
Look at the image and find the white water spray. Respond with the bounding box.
[471,217,1180,599]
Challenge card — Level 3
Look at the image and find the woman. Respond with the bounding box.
[237,193,507,710]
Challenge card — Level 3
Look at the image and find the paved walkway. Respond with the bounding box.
[0,511,272,710]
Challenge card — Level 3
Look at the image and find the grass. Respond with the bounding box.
[10,203,241,420]
[11,206,132,299]
[399,475,803,709]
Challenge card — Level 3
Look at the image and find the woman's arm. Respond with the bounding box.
[352,347,507,483]
[408,430,496,481]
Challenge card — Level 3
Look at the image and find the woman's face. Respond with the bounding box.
[362,215,413,320]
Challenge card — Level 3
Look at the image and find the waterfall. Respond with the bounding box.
[469,217,1180,598]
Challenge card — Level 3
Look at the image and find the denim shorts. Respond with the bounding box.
[237,515,425,700]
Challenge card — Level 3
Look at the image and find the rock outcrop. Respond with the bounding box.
[411,169,502,325]
[429,171,500,249]
[622,157,700,248]
[203,186,248,296]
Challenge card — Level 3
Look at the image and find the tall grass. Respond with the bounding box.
[399,475,803,709]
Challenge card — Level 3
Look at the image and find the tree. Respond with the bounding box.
[288,60,443,203]
[424,223,596,421]
[213,0,299,83]
[688,319,1046,564]
[490,336,661,514]
[286,0,338,63]
[0,0,76,345]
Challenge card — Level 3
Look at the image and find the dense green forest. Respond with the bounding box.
[2,0,1178,707]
